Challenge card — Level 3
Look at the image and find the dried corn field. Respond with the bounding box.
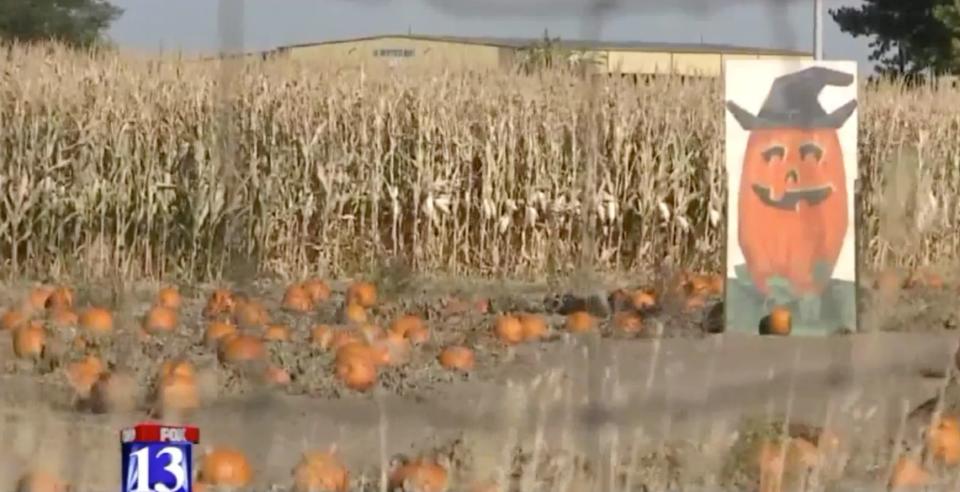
[2,44,959,282]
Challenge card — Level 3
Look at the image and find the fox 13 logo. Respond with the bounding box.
[123,442,192,492]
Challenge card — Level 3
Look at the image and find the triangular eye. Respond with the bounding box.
[799,142,823,162]
[761,145,785,163]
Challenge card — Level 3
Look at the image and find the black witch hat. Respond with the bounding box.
[726,65,858,130]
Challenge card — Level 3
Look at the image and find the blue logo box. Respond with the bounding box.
[120,422,200,492]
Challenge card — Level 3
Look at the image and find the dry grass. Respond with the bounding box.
[1,42,959,285]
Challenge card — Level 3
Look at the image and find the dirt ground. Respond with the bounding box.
[0,273,958,491]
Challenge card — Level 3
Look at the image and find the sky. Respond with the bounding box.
[106,0,875,73]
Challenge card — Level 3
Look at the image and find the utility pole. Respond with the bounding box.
[813,0,823,60]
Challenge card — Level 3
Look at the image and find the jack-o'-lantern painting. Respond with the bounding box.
[723,61,859,335]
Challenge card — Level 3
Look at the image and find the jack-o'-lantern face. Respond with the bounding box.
[741,127,845,213]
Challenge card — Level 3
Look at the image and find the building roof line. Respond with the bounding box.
[277,33,811,57]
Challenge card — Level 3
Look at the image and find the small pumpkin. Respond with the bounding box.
[1,307,28,331]
[156,286,182,310]
[388,457,448,492]
[612,311,643,334]
[65,355,106,399]
[79,307,113,335]
[13,321,46,359]
[264,365,291,385]
[493,315,524,345]
[518,313,548,341]
[263,323,291,342]
[283,283,314,313]
[565,311,596,333]
[341,302,368,325]
[390,314,429,344]
[143,305,178,334]
[334,348,378,391]
[45,286,75,312]
[292,447,349,492]
[889,455,930,489]
[311,324,333,348]
[15,469,69,492]
[346,281,377,308]
[233,297,269,328]
[198,447,253,487]
[760,306,791,336]
[370,331,411,367]
[926,415,960,465]
[438,346,475,372]
[217,334,266,364]
[204,320,237,346]
[27,285,55,313]
[302,278,332,304]
[630,289,657,310]
[203,288,235,319]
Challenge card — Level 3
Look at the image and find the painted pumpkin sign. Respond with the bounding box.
[723,61,858,335]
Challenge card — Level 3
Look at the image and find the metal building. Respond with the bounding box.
[268,34,813,76]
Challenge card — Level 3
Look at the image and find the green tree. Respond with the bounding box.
[0,0,123,47]
[830,0,956,76]
[934,0,960,72]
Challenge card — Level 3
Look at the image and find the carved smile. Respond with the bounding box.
[751,184,833,211]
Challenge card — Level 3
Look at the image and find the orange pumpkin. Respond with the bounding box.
[346,281,377,308]
[334,348,378,391]
[889,456,930,489]
[379,331,412,366]
[760,306,792,336]
[263,365,291,385]
[79,307,113,335]
[613,311,643,334]
[1,307,27,331]
[341,302,368,324]
[282,283,314,313]
[493,315,524,345]
[518,313,548,341]
[565,311,596,333]
[389,458,448,492]
[65,355,106,399]
[438,345,475,372]
[757,437,820,492]
[15,469,69,492]
[926,415,960,465]
[13,321,45,359]
[143,305,178,334]
[156,286,182,310]
[27,285,55,313]
[204,320,237,346]
[263,323,291,342]
[302,278,332,304]
[233,297,269,328]
[328,330,363,352]
[292,448,349,492]
[390,314,429,344]
[203,288,235,319]
[630,289,657,310]
[217,334,266,364]
[198,447,253,487]
[45,286,74,312]
[160,359,196,382]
